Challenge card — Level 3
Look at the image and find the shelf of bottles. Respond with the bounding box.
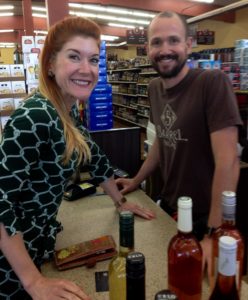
[107,57,157,129]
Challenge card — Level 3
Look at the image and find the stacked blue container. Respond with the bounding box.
[86,41,113,130]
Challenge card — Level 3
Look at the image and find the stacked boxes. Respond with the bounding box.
[86,41,113,130]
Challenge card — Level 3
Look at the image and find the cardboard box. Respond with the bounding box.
[0,98,14,110]
[10,64,25,77]
[0,82,12,94]
[35,35,46,51]
[0,65,11,78]
[22,36,35,53]
[11,81,26,94]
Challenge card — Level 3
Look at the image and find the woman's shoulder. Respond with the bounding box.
[14,91,58,121]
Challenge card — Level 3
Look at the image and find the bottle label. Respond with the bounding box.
[219,247,236,276]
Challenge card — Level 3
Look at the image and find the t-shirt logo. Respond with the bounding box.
[157,104,188,149]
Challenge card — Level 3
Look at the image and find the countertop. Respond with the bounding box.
[41,189,248,299]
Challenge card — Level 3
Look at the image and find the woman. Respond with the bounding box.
[0,17,155,300]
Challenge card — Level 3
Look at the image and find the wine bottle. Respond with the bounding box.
[167,196,203,300]
[13,44,23,64]
[108,211,134,300]
[126,252,145,300]
[209,236,240,300]
[211,191,244,293]
[154,289,178,299]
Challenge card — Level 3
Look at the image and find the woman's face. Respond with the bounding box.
[50,35,99,107]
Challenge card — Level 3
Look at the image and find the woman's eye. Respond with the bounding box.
[69,54,80,61]
[90,57,99,65]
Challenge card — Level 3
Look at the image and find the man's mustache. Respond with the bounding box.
[155,54,178,62]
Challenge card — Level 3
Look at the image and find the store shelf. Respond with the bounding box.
[113,102,138,110]
[112,92,137,97]
[114,114,147,129]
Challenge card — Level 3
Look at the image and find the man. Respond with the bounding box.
[116,11,242,277]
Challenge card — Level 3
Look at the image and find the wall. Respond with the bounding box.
[0,48,15,64]
[194,6,248,51]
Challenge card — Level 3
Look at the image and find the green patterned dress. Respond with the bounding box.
[0,91,113,299]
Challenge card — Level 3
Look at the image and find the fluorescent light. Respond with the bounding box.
[106,41,127,47]
[108,23,135,29]
[32,13,47,18]
[0,42,15,47]
[70,11,97,18]
[0,12,14,17]
[191,0,214,3]
[101,35,119,41]
[0,5,14,10]
[70,11,149,25]
[34,30,48,35]
[0,29,14,33]
[32,6,47,12]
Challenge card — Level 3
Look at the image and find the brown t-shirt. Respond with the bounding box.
[148,68,242,218]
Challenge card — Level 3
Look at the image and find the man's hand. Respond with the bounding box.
[200,235,214,289]
[115,178,139,194]
[118,200,156,220]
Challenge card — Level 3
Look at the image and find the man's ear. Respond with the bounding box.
[186,36,193,56]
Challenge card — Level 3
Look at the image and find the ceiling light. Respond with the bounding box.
[0,42,15,47]
[106,41,127,47]
[32,6,47,12]
[70,11,97,18]
[69,3,155,18]
[0,5,14,10]
[190,0,214,3]
[108,23,135,29]
[0,12,14,17]
[34,30,48,35]
[101,35,119,41]
[32,13,47,18]
[0,29,14,33]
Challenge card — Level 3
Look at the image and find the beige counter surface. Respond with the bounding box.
[41,189,248,300]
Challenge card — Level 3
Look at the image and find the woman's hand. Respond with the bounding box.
[117,200,156,220]
[27,275,91,300]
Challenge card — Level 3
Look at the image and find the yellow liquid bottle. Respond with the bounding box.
[108,211,134,300]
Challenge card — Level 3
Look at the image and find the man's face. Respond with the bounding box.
[148,15,192,79]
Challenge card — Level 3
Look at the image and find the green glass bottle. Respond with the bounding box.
[108,211,134,300]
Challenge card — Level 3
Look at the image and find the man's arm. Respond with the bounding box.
[115,136,160,194]
[208,126,240,228]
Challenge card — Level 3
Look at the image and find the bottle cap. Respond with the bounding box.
[219,236,237,250]
[178,196,192,209]
[222,191,236,206]
[177,197,192,233]
[119,211,134,228]
[154,289,178,300]
[126,252,145,278]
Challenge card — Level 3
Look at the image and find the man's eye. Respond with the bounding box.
[169,37,180,44]
[151,39,161,47]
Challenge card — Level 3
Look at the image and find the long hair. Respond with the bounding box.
[39,16,101,165]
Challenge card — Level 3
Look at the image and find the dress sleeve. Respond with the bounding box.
[71,105,114,184]
[0,105,51,236]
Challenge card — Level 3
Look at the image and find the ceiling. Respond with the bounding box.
[0,0,246,45]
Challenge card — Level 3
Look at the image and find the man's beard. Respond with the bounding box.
[151,54,187,79]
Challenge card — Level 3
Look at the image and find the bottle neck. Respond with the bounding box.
[177,205,192,233]
[119,224,134,256]
[218,240,236,277]
[222,203,236,226]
